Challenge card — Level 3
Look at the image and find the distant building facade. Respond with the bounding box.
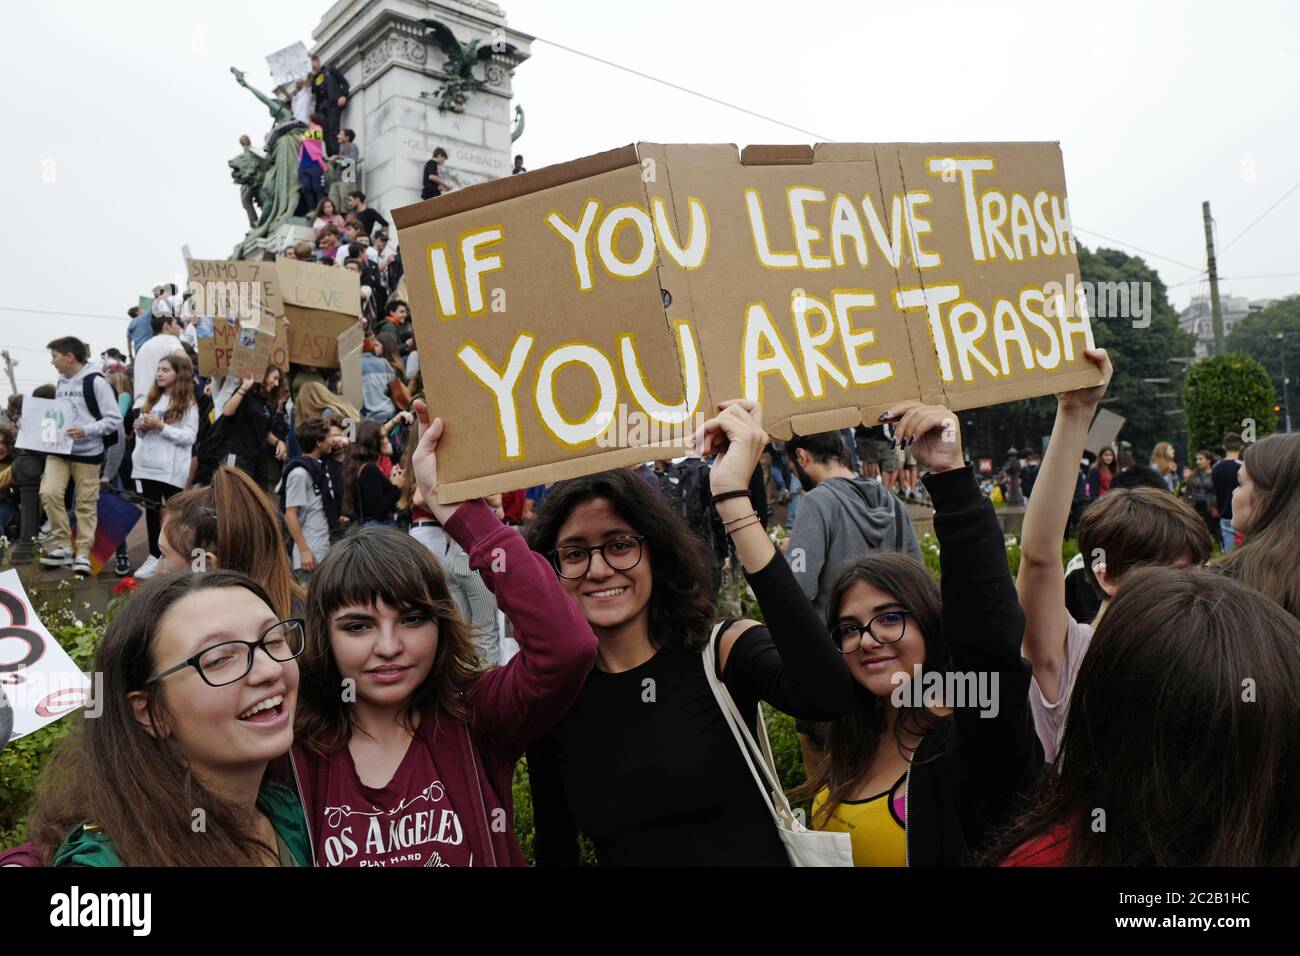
[1178,294,1277,357]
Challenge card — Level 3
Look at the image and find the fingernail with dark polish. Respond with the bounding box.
[878,411,890,422]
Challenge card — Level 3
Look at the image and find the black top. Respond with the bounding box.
[355,207,388,237]
[528,548,855,866]
[1211,458,1240,519]
[904,466,1044,866]
[353,461,401,522]
[224,392,273,463]
[421,160,444,200]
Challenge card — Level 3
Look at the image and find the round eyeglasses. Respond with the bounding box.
[146,619,306,688]
[548,535,647,580]
[829,610,910,655]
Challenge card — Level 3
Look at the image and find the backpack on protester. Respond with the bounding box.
[81,372,118,448]
[278,456,342,555]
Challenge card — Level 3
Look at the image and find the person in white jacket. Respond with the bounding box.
[131,353,199,578]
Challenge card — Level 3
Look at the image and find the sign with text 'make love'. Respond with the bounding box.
[393,142,1103,503]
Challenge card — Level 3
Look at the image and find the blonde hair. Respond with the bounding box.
[294,381,360,426]
[1151,441,1177,476]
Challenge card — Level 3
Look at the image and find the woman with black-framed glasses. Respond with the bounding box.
[789,401,1044,867]
[23,571,312,867]
[525,399,857,866]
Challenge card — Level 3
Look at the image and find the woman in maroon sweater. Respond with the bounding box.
[289,401,598,867]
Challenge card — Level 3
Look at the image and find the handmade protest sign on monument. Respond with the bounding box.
[267,41,311,90]
[393,142,1103,503]
[187,258,288,376]
[0,570,92,741]
[276,258,361,369]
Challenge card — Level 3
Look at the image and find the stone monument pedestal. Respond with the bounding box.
[310,0,531,230]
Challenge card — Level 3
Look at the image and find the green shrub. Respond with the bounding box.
[0,583,107,849]
[1184,352,1277,454]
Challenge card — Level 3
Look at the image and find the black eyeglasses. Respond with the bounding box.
[548,536,647,580]
[830,610,910,654]
[146,619,306,687]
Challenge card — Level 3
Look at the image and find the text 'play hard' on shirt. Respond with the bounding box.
[312,712,474,868]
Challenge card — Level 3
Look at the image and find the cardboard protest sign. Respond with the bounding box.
[1085,408,1126,455]
[0,570,93,741]
[337,323,364,412]
[267,41,311,89]
[16,398,75,455]
[187,258,288,376]
[393,142,1103,502]
[276,258,361,369]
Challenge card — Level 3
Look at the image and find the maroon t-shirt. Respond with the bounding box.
[312,712,475,868]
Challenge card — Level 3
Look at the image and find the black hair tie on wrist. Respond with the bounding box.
[710,489,752,507]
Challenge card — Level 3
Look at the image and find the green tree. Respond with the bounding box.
[1226,295,1300,428]
[1183,352,1277,454]
[1077,246,1198,460]
[963,246,1196,461]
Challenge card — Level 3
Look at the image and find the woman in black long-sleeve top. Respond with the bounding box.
[341,419,402,526]
[792,402,1044,866]
[526,400,855,866]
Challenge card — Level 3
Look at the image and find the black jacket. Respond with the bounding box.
[904,466,1044,866]
[312,65,349,110]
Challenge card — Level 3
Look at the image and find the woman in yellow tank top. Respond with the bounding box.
[812,772,907,867]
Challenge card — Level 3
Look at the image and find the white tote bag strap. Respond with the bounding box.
[703,621,805,831]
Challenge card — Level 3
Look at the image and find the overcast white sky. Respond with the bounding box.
[3,0,1298,398]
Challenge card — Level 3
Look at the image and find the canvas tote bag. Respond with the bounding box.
[703,622,854,867]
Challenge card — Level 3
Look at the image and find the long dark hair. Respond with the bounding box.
[1221,432,1300,619]
[341,419,383,515]
[296,528,480,754]
[527,468,716,652]
[988,567,1300,865]
[789,553,949,825]
[29,572,285,866]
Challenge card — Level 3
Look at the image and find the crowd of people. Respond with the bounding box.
[2,329,1298,869]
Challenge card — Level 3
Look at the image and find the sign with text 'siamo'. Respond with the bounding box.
[189,258,288,378]
[394,142,1103,503]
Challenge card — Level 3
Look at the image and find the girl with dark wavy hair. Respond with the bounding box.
[790,401,1043,866]
[526,400,855,866]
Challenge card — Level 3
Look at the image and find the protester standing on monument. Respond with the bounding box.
[422,147,451,199]
[39,337,123,575]
[309,53,349,157]
[298,113,329,213]
[312,197,345,237]
[512,154,526,174]
[130,353,198,579]
[346,190,388,237]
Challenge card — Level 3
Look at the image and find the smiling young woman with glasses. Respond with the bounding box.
[789,401,1044,867]
[524,399,857,866]
[25,571,311,867]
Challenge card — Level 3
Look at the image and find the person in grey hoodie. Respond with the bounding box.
[40,337,123,575]
[786,429,922,620]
